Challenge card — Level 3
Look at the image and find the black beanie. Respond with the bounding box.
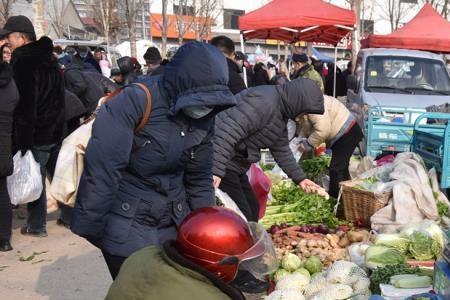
[144,47,162,63]
[292,53,308,63]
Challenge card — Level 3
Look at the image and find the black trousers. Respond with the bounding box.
[329,123,364,198]
[102,250,127,280]
[219,169,260,222]
[0,177,12,242]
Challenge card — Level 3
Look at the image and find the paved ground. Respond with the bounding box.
[0,205,265,300]
[0,207,111,300]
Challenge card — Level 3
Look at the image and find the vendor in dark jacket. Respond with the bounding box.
[70,42,237,279]
[0,61,19,251]
[1,16,65,237]
[213,79,325,222]
[106,207,277,300]
[211,36,247,95]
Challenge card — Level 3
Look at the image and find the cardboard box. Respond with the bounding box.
[434,260,450,298]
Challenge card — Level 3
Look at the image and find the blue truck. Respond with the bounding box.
[346,48,450,158]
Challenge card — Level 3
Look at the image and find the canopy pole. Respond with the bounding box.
[240,32,248,87]
[333,46,337,98]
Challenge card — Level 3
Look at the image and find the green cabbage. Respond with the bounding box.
[365,245,406,269]
[281,253,302,272]
[304,256,323,274]
[273,268,291,283]
[374,233,410,254]
[293,268,311,281]
[265,289,305,300]
[408,231,435,261]
[400,220,446,259]
[275,272,310,292]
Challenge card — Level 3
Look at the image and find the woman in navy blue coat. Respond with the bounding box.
[70,42,237,278]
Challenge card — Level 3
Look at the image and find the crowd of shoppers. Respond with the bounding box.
[0,14,361,300]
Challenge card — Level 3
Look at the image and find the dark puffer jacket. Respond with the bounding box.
[0,63,19,177]
[213,78,324,184]
[64,56,105,114]
[71,42,236,257]
[11,36,65,150]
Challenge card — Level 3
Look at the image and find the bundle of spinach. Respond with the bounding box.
[261,181,339,228]
[301,155,331,182]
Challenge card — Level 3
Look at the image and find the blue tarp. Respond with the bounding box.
[312,47,335,63]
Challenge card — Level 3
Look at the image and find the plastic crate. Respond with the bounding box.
[366,106,426,158]
[412,112,450,189]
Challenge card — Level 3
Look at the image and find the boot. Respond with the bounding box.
[0,240,13,252]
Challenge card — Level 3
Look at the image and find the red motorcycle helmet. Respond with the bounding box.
[176,206,277,283]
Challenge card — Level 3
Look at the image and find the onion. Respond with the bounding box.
[317,224,329,234]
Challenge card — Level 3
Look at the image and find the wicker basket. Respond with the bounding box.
[339,179,391,227]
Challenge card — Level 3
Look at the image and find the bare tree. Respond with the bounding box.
[0,0,15,26]
[194,0,222,41]
[120,0,145,57]
[93,0,120,50]
[160,0,169,58]
[46,0,67,38]
[419,0,450,18]
[375,0,415,32]
[173,0,197,44]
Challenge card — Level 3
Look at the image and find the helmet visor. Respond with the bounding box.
[235,222,278,279]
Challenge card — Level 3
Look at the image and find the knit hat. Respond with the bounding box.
[0,15,35,37]
[144,47,162,64]
[292,53,308,63]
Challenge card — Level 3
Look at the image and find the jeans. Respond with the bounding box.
[27,145,55,232]
[219,170,260,222]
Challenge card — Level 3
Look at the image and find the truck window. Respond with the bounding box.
[354,56,363,92]
[364,56,450,95]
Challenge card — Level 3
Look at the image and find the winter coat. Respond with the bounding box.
[226,58,246,95]
[106,242,245,300]
[64,89,86,121]
[325,68,347,97]
[70,42,237,257]
[297,95,354,148]
[292,64,324,92]
[11,36,65,151]
[213,78,324,184]
[64,58,105,114]
[253,64,271,86]
[0,63,19,177]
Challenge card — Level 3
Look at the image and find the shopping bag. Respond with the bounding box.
[7,150,43,205]
[49,83,152,207]
[49,120,93,207]
[247,164,272,220]
[216,189,247,221]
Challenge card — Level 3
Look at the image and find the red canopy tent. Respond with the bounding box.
[361,4,450,53]
[238,0,356,45]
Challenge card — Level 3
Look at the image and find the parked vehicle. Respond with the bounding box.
[347,48,450,157]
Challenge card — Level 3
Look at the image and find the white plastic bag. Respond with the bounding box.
[7,150,43,205]
[216,189,247,221]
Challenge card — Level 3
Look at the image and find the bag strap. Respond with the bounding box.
[132,83,152,133]
[92,83,152,133]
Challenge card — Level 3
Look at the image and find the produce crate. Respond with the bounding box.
[411,112,450,189]
[339,179,391,227]
[434,260,450,298]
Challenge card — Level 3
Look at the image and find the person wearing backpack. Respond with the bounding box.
[70,42,237,279]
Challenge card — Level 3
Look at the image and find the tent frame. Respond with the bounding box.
[240,24,353,97]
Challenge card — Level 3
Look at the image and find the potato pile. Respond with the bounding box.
[271,225,370,267]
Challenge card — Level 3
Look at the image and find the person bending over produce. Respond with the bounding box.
[213,78,325,222]
[105,207,278,300]
[297,95,363,198]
